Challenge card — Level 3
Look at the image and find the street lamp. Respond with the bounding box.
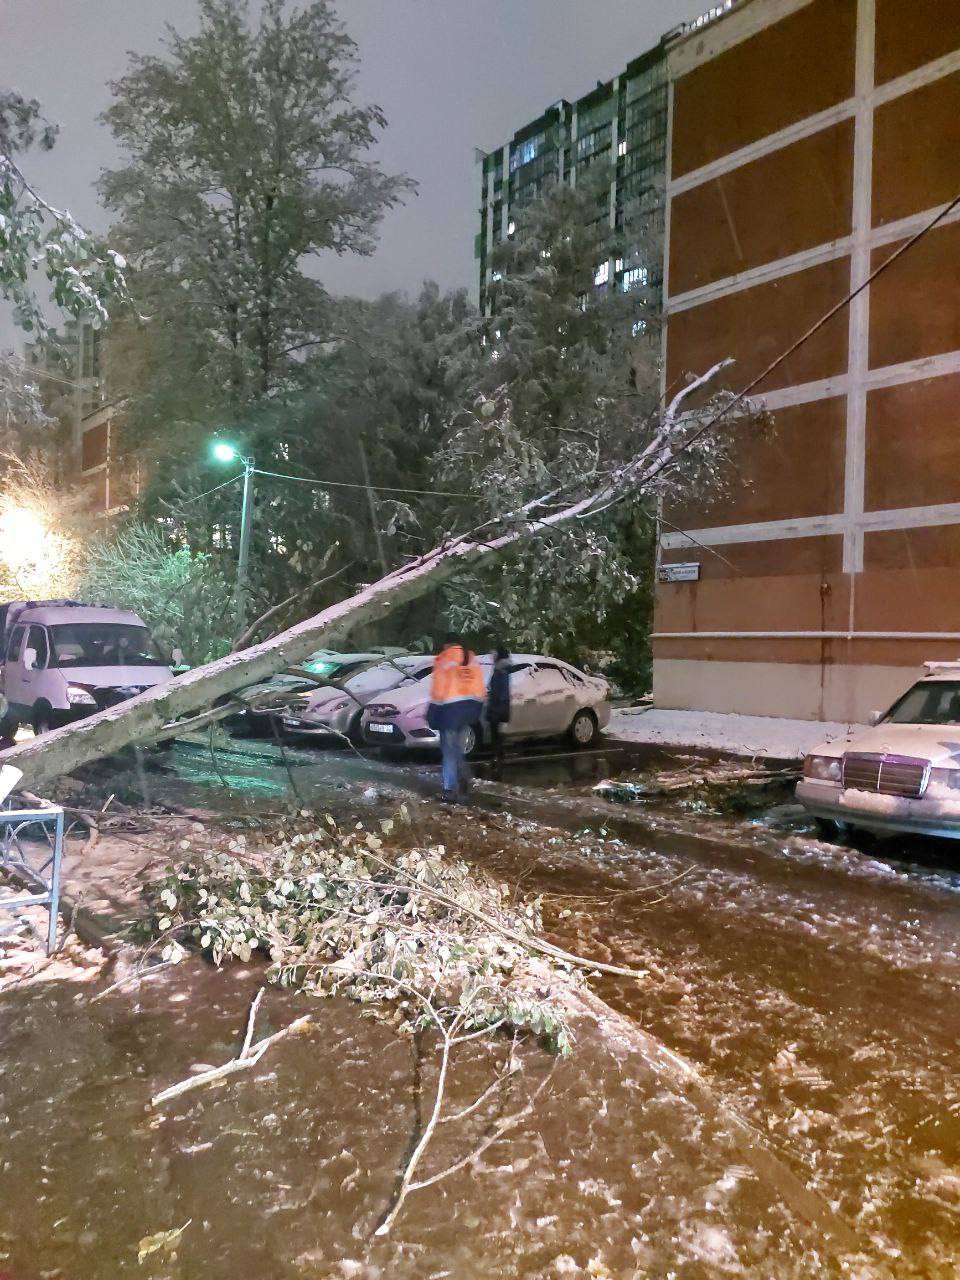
[211,440,255,630]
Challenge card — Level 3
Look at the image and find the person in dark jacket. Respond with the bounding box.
[486,646,511,776]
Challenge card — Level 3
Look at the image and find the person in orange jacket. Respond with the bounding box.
[428,633,486,802]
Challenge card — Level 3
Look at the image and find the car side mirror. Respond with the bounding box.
[867,709,882,726]
[22,647,37,672]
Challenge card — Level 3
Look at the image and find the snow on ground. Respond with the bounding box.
[606,707,860,761]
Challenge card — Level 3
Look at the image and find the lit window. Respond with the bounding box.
[615,257,624,273]
[632,319,647,337]
[577,293,588,312]
[507,219,516,236]
[594,260,610,286]
[622,265,649,292]
[618,139,627,157]
[491,270,503,282]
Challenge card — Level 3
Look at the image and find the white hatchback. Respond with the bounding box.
[797,663,960,839]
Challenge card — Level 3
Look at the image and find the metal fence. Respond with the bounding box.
[0,800,65,954]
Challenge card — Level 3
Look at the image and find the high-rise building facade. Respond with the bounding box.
[476,27,685,317]
[656,0,960,722]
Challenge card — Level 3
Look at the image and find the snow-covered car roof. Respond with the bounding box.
[919,662,960,682]
[13,606,148,628]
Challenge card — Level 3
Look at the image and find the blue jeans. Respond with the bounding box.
[439,727,466,796]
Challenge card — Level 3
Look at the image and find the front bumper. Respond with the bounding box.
[362,720,439,749]
[797,779,960,839]
[281,714,344,738]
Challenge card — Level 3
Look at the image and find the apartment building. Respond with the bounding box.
[656,0,960,722]
[27,319,131,516]
[475,20,687,315]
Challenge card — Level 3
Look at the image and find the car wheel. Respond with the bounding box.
[347,711,364,745]
[0,710,19,740]
[462,724,480,757]
[813,816,849,843]
[32,703,53,736]
[568,709,598,748]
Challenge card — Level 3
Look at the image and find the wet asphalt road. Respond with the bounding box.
[5,732,960,1276]
[161,731,960,1275]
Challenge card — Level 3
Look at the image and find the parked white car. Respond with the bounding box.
[361,654,610,754]
[797,662,960,839]
[281,654,435,744]
[0,602,173,735]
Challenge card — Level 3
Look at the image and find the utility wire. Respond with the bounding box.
[2,350,91,392]
[252,466,472,499]
[176,473,244,504]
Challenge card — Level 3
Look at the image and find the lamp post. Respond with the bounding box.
[211,442,255,630]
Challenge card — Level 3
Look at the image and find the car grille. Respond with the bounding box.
[93,686,145,710]
[841,752,929,799]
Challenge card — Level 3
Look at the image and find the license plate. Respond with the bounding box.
[368,722,394,735]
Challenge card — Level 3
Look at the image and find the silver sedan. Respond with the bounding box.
[361,655,611,754]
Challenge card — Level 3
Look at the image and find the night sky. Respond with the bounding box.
[1,0,701,346]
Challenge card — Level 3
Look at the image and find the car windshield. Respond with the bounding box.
[883,680,960,725]
[49,624,167,668]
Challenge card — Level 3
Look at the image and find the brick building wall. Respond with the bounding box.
[656,0,960,722]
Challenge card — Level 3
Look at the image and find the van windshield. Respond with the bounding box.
[883,680,960,725]
[48,624,167,669]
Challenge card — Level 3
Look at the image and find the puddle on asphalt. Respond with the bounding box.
[0,962,835,1279]
[20,740,960,1276]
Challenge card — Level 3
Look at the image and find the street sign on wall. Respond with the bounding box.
[658,561,701,583]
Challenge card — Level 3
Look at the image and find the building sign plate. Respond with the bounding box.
[659,561,701,583]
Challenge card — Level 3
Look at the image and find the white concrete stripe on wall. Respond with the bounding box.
[873,48,960,106]
[752,347,960,412]
[667,0,814,94]
[668,100,854,196]
[842,0,876,578]
[660,497,960,551]
[651,631,960,641]
[667,45,960,201]
[665,198,960,316]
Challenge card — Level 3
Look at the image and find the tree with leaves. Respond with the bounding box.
[435,174,666,686]
[100,0,414,422]
[0,91,127,337]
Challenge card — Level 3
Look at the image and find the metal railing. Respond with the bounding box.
[0,800,65,955]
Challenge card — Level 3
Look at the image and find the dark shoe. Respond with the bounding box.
[438,791,458,805]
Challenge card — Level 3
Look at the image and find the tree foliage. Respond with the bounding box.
[100,0,415,418]
[435,176,664,683]
[78,523,233,665]
[0,90,128,337]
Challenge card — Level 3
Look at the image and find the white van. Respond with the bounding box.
[0,601,174,735]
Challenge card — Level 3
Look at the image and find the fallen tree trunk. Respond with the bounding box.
[0,362,740,791]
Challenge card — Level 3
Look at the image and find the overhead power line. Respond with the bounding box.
[252,466,472,499]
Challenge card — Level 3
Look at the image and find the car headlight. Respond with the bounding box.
[66,685,97,707]
[930,767,960,791]
[803,754,841,782]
